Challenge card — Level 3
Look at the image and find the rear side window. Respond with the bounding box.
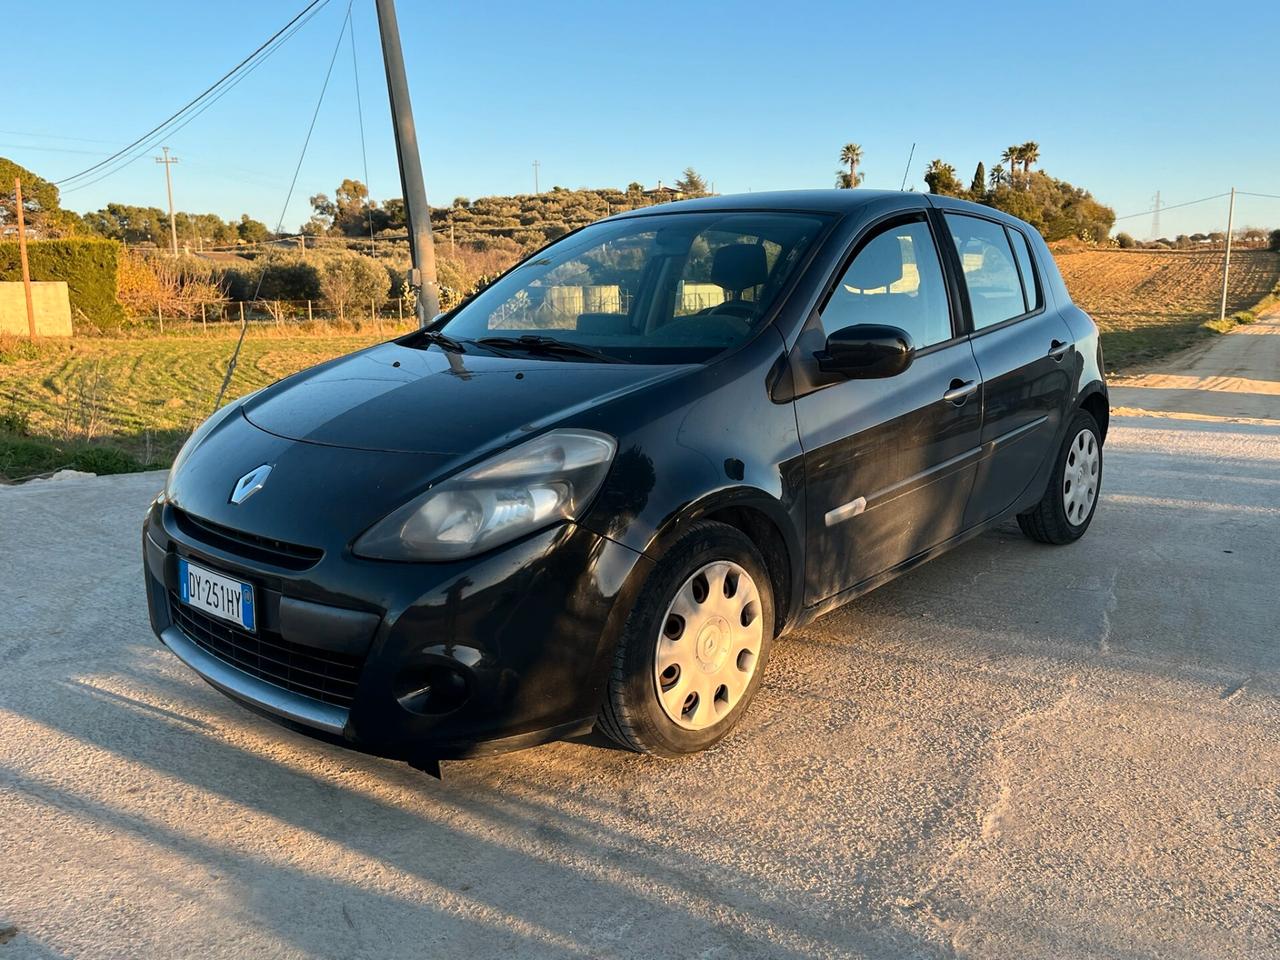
[820,218,953,349]
[1007,227,1041,313]
[944,213,1026,330]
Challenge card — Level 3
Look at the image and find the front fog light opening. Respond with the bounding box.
[395,664,471,715]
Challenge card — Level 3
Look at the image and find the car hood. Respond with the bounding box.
[242,341,687,454]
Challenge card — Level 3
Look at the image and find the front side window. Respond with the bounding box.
[944,213,1028,330]
[819,218,953,349]
[439,211,828,364]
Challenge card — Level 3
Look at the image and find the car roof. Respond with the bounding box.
[606,188,1036,233]
[605,189,913,219]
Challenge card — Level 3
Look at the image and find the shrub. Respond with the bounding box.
[318,254,390,320]
[1115,232,1136,249]
[0,238,125,331]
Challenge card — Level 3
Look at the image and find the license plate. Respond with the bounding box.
[178,558,256,631]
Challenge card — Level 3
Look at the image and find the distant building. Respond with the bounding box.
[643,181,685,199]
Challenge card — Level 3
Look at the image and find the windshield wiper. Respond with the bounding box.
[474,335,622,363]
[405,329,467,353]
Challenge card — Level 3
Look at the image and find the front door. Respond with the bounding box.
[940,213,1075,526]
[796,214,984,604]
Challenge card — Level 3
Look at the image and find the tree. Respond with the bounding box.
[674,167,709,196]
[1020,141,1041,175]
[334,178,375,236]
[1002,145,1022,179]
[923,159,963,197]
[837,143,864,189]
[0,157,78,237]
[307,193,335,233]
[1270,228,1280,252]
[236,214,270,244]
[989,164,1007,189]
[970,162,986,197]
[318,254,390,321]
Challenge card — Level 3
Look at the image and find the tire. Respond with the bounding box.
[597,520,775,756]
[1017,408,1103,545]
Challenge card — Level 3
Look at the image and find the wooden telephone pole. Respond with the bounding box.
[374,0,440,325]
[155,146,179,255]
[14,178,37,339]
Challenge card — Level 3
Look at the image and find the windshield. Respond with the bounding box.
[438,210,829,363]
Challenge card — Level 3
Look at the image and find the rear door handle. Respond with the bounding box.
[943,379,979,404]
[1048,340,1072,360]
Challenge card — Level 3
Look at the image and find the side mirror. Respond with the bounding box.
[816,324,915,379]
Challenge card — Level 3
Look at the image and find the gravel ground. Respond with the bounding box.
[2,319,1278,959]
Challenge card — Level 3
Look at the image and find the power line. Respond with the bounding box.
[217,1,353,413]
[1238,191,1280,202]
[348,5,376,257]
[59,1,333,196]
[55,0,329,187]
[1112,192,1230,222]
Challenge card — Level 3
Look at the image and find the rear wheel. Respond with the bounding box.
[1017,409,1103,544]
[597,520,774,756]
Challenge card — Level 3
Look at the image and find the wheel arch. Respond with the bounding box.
[644,488,802,636]
[1077,382,1110,442]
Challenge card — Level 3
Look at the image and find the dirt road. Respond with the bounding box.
[1109,304,1280,422]
[2,320,1278,959]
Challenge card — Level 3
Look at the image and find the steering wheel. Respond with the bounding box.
[705,300,757,320]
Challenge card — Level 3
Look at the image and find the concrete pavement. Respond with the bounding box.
[1,321,1278,958]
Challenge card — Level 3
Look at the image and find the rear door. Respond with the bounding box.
[938,212,1075,526]
[795,213,983,604]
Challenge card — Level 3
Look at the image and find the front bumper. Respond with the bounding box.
[144,499,650,761]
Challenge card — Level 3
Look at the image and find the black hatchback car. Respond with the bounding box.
[144,190,1107,766]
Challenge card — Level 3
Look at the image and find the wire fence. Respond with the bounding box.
[137,296,415,333]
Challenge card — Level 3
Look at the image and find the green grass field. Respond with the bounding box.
[0,326,402,480]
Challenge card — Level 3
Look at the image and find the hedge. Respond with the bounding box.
[0,238,126,331]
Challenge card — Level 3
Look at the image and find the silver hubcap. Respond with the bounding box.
[1062,428,1100,525]
[654,561,764,730]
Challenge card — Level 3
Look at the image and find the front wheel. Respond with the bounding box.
[1017,409,1103,544]
[597,520,775,756]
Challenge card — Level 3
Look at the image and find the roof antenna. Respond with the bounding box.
[899,142,916,191]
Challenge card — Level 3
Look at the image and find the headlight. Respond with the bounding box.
[353,429,617,561]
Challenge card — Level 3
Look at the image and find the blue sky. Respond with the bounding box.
[8,0,1279,239]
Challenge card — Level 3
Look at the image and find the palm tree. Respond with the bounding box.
[838,143,864,189]
[1001,145,1022,179]
[923,159,960,196]
[989,163,1007,189]
[1020,141,1040,175]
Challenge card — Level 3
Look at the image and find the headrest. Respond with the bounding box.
[711,243,769,294]
[844,236,904,290]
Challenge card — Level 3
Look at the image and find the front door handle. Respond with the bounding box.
[1048,339,1072,360]
[943,379,979,405]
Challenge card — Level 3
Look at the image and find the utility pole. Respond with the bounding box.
[1218,187,1236,325]
[1151,191,1162,241]
[532,159,540,195]
[14,179,37,339]
[375,0,439,324]
[155,146,179,255]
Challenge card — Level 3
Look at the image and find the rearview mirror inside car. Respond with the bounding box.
[816,324,915,379]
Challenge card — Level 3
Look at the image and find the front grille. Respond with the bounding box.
[168,593,362,708]
[172,508,323,571]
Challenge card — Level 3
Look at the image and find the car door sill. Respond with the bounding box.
[796,506,1020,628]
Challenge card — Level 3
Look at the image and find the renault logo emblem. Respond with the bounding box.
[230,464,272,505]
